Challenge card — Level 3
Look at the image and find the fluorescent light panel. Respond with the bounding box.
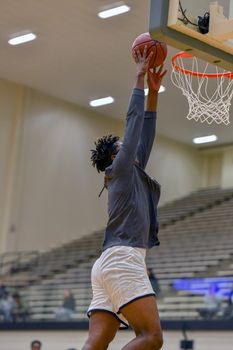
[193,135,218,144]
[98,5,130,19]
[90,96,114,107]
[8,33,37,46]
[144,85,166,95]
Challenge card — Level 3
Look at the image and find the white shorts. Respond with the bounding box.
[87,246,155,328]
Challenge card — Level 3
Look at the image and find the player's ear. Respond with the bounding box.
[111,154,116,161]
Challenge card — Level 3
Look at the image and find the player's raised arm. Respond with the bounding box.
[136,64,167,169]
[147,64,167,112]
[110,47,153,175]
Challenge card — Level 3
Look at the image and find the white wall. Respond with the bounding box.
[230,0,233,17]
[10,90,121,252]
[0,80,119,253]
[0,80,25,255]
[201,152,223,188]
[0,81,14,250]
[0,78,232,254]
[147,135,203,205]
[220,146,233,188]
[200,145,233,189]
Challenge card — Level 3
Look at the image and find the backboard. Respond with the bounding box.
[149,0,233,71]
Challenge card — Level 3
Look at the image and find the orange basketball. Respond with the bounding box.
[132,32,167,68]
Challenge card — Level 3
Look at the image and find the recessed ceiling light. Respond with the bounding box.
[144,85,166,95]
[8,32,37,46]
[90,96,114,107]
[98,4,130,19]
[193,135,218,144]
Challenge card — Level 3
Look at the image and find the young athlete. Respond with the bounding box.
[82,47,167,350]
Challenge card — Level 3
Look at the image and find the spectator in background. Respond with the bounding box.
[0,280,7,299]
[31,340,42,350]
[198,284,222,319]
[55,289,76,321]
[222,284,233,320]
[0,291,15,322]
[228,285,233,306]
[12,292,30,322]
[147,268,161,297]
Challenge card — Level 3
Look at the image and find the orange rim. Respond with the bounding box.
[172,52,233,79]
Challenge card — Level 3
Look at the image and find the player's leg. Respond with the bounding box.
[82,310,120,350]
[83,253,120,349]
[120,295,163,350]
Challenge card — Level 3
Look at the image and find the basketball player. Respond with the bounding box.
[82,47,167,350]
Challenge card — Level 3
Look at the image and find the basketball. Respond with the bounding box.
[132,32,167,68]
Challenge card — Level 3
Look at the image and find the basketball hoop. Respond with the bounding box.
[171,52,233,125]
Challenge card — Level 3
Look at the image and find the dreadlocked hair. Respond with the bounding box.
[91,134,120,172]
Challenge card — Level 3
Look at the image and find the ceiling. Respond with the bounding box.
[0,0,232,147]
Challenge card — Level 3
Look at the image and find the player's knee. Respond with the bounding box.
[82,334,109,350]
[82,341,108,350]
[146,330,163,350]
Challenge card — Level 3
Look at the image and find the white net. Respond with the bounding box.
[171,54,233,125]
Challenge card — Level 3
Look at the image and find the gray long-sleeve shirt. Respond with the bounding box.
[103,88,161,251]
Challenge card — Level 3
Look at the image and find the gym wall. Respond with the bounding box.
[0,78,232,253]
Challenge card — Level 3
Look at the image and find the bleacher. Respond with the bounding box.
[1,187,233,322]
[158,187,233,226]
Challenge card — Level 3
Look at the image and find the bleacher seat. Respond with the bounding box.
[1,187,233,321]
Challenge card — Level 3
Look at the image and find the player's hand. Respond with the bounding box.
[147,64,167,92]
[133,46,153,77]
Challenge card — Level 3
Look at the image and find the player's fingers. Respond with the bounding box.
[133,49,140,62]
[147,69,151,81]
[157,63,164,74]
[142,45,148,59]
[160,69,167,79]
[145,52,153,66]
[133,50,138,62]
[144,52,153,71]
[147,69,153,78]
